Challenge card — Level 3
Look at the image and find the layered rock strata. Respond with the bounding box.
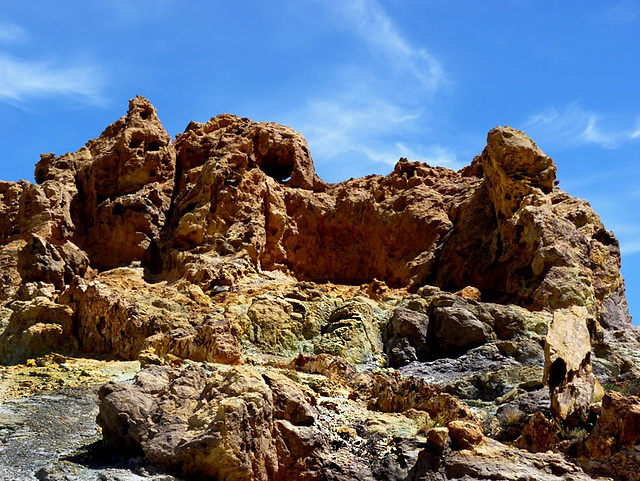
[1,96,638,480]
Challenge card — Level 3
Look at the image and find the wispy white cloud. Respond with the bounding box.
[631,119,640,139]
[0,22,104,106]
[295,96,420,159]
[363,143,462,169]
[525,103,640,149]
[0,22,28,43]
[284,0,454,175]
[0,53,104,105]
[340,0,445,94]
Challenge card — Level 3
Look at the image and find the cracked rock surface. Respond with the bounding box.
[1,97,638,480]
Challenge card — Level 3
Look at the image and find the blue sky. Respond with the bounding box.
[1,0,639,323]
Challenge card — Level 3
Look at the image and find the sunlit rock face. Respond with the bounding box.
[0,96,638,481]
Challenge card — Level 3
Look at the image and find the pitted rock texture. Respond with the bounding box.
[35,96,175,270]
[0,97,631,331]
[97,360,476,481]
[544,306,603,425]
[1,96,639,480]
[578,391,640,480]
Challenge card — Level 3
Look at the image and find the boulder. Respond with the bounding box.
[98,363,329,480]
[0,297,76,364]
[447,420,485,450]
[544,306,603,425]
[579,391,640,480]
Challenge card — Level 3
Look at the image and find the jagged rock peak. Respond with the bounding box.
[175,112,325,191]
[1,97,640,481]
[1,97,632,328]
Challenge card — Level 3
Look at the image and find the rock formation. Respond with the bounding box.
[1,96,639,480]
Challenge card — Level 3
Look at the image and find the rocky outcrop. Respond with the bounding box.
[544,306,603,425]
[36,97,176,270]
[0,297,75,364]
[1,96,638,480]
[578,391,640,480]
[97,359,478,481]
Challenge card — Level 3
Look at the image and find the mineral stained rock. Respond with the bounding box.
[544,305,603,425]
[579,391,640,480]
[1,96,639,480]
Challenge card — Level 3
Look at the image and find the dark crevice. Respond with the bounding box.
[548,357,567,389]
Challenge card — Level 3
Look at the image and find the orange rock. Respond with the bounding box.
[447,420,484,450]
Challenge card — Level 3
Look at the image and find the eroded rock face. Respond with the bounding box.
[98,359,477,480]
[0,297,75,364]
[544,306,603,425]
[579,391,640,480]
[98,364,282,480]
[34,96,176,270]
[0,97,638,480]
[435,127,628,327]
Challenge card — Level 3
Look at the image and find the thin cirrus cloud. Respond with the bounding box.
[600,0,639,24]
[0,54,104,105]
[341,0,445,94]
[525,103,640,149]
[0,23,104,106]
[290,0,451,172]
[295,97,421,160]
[363,143,462,170]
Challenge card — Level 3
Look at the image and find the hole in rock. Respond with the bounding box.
[548,357,567,389]
[112,203,125,216]
[259,151,295,183]
[147,141,161,152]
[594,228,617,247]
[129,138,143,149]
[140,110,149,120]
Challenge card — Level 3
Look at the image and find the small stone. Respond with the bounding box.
[447,420,484,450]
[425,427,449,455]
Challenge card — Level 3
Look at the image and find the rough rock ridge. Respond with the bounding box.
[1,96,639,480]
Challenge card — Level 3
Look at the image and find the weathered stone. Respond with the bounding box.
[17,235,66,289]
[408,438,596,481]
[0,297,76,364]
[544,306,603,425]
[143,317,243,365]
[314,298,384,365]
[430,304,494,358]
[97,363,336,480]
[434,126,628,330]
[515,411,559,453]
[384,306,430,366]
[578,391,640,480]
[425,427,450,456]
[33,96,176,270]
[0,98,638,480]
[447,420,484,450]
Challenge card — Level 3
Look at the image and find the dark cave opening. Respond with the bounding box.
[259,151,294,183]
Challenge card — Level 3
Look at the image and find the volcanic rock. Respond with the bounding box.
[578,391,640,480]
[0,96,638,480]
[544,305,603,425]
